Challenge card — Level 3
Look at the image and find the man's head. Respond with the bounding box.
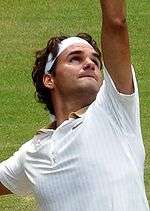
[32,33,103,115]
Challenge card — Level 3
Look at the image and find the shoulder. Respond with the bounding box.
[96,64,139,105]
[20,132,53,157]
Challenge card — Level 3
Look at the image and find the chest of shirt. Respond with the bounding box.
[24,116,141,203]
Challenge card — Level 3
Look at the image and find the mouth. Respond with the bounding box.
[78,74,97,81]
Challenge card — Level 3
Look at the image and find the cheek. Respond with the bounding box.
[96,69,102,79]
[96,71,103,88]
[54,65,79,87]
[60,64,80,79]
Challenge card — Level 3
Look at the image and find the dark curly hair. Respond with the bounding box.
[32,33,102,115]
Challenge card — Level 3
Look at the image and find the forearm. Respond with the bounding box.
[100,0,127,26]
[0,182,12,196]
[99,0,133,94]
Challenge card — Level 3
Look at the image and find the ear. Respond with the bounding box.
[43,74,55,90]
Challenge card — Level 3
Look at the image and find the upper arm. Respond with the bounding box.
[0,142,33,196]
[100,0,134,94]
[0,182,12,196]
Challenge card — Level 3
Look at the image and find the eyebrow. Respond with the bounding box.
[67,50,100,61]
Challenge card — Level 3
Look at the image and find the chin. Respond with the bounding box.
[79,79,100,93]
[77,83,100,100]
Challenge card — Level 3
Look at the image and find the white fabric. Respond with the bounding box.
[44,37,92,73]
[0,66,149,211]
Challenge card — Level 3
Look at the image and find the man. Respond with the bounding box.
[0,0,149,211]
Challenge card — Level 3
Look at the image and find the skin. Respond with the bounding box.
[100,0,133,94]
[0,0,133,196]
[43,0,133,127]
[43,44,103,126]
[0,182,12,195]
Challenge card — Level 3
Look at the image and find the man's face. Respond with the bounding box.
[51,43,103,102]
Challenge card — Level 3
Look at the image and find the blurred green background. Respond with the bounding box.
[0,0,149,210]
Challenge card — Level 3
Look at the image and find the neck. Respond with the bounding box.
[51,94,94,127]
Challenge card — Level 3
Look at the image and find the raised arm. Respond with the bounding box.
[100,0,134,94]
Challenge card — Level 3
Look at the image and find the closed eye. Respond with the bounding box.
[92,58,100,68]
[69,56,82,63]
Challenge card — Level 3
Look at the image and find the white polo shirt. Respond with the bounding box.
[0,66,149,211]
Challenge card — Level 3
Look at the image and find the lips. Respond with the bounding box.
[78,74,97,80]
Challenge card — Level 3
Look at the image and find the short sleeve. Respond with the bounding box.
[0,142,33,196]
[96,65,141,135]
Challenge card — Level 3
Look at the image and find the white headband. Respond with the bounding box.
[44,37,93,74]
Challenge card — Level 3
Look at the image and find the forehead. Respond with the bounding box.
[61,43,97,57]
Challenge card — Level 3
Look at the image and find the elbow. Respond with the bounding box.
[112,17,127,28]
[104,16,127,30]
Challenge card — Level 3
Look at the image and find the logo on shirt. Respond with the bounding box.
[72,121,83,130]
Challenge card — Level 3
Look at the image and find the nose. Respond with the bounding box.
[83,58,95,71]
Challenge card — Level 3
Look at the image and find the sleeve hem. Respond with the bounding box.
[0,176,31,196]
[103,64,138,101]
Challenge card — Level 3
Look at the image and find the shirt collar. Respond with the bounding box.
[68,106,88,119]
[37,106,88,134]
